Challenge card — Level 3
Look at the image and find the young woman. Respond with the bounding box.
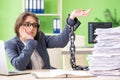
[5,8,91,70]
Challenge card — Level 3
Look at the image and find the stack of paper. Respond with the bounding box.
[87,27,120,72]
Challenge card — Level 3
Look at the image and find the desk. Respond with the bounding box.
[61,47,93,54]
[0,70,120,80]
[61,47,93,70]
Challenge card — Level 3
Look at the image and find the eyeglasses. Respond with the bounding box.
[22,22,39,28]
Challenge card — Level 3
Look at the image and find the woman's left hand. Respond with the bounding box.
[70,8,92,20]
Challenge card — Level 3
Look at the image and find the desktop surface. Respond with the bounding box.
[61,47,93,54]
[77,46,94,48]
[0,70,120,80]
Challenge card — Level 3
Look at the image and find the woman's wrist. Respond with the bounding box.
[66,14,76,26]
[69,14,75,20]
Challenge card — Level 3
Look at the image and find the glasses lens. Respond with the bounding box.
[32,23,39,28]
[22,23,30,27]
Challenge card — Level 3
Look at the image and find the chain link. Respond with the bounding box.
[69,26,89,70]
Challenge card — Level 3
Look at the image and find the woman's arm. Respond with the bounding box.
[5,38,37,70]
[45,8,92,48]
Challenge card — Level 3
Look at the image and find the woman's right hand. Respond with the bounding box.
[19,27,34,43]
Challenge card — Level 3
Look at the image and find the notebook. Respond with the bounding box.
[32,69,94,78]
[0,40,29,76]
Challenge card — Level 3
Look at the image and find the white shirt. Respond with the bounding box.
[31,49,44,69]
[23,42,44,70]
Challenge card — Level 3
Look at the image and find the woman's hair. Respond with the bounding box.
[14,12,41,40]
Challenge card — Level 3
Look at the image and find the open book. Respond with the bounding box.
[32,69,94,78]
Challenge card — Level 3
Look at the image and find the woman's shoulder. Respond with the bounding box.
[5,36,19,46]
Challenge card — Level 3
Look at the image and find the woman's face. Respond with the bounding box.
[20,16,38,38]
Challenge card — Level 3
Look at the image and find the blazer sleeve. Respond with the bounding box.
[45,15,81,48]
[5,38,37,70]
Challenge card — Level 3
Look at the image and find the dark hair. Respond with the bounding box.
[14,12,41,40]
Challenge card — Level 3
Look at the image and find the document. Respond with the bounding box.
[90,69,120,76]
[32,69,94,78]
[88,26,120,71]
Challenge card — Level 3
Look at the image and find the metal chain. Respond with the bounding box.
[69,26,89,70]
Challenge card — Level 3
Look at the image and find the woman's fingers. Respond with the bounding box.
[84,8,92,15]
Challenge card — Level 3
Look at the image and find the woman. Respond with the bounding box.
[5,8,91,70]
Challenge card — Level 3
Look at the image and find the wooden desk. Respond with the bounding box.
[0,70,120,80]
[61,47,93,54]
[61,47,93,69]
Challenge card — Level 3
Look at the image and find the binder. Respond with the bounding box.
[40,0,44,13]
[25,0,29,12]
[53,18,60,33]
[36,0,41,13]
[29,0,33,12]
[56,18,60,33]
[33,0,37,13]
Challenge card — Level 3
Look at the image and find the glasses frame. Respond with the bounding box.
[22,22,39,28]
